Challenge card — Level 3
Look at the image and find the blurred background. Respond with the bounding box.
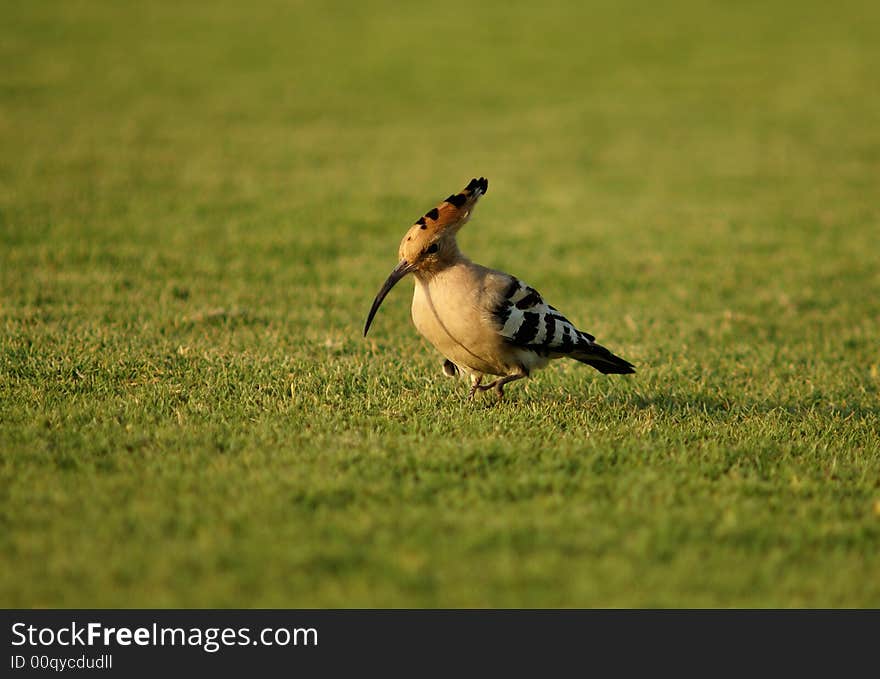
[1,1,878,607]
[4,1,878,338]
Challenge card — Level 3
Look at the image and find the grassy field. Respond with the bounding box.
[2,0,879,607]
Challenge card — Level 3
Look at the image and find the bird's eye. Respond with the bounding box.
[425,243,439,254]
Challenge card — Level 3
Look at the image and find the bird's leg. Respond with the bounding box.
[491,370,528,400]
[471,369,528,399]
[476,378,499,392]
[467,373,484,399]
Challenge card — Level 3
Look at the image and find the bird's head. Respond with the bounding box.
[364,177,489,336]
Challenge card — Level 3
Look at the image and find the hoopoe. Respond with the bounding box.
[364,177,635,399]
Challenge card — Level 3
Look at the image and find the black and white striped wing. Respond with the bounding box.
[492,278,595,356]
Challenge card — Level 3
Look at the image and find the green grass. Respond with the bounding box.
[2,0,879,607]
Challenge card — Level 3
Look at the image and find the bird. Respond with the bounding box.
[363,177,635,399]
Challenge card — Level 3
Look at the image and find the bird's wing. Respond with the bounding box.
[491,277,596,355]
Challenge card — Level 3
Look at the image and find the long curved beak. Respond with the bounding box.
[363,260,414,337]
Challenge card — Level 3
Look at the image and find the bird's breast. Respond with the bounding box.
[410,269,514,376]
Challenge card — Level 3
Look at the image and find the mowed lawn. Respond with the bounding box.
[1,1,879,607]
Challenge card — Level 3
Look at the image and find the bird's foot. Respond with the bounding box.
[468,373,526,401]
[485,372,527,400]
[468,379,503,400]
[467,374,483,400]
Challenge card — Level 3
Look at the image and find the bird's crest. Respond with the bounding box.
[411,177,488,236]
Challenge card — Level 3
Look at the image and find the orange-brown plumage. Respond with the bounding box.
[408,177,487,236]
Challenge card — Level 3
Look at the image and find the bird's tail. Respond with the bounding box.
[572,342,636,374]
